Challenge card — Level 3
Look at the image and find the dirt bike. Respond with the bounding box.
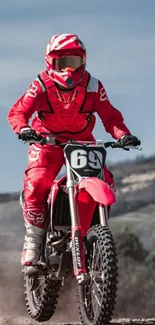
[19,133,141,325]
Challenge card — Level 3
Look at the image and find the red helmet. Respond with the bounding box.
[45,33,86,88]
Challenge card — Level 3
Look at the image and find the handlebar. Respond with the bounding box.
[19,132,142,151]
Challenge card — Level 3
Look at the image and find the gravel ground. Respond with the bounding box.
[1,201,155,324]
[0,317,155,325]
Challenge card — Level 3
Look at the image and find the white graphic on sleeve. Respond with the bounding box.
[100,87,109,102]
[28,150,40,162]
[26,181,34,192]
[25,83,38,98]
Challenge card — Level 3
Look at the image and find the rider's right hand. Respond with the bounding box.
[19,127,38,142]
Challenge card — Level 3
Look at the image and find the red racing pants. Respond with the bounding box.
[23,141,114,230]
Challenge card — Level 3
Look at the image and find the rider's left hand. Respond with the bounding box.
[119,134,141,146]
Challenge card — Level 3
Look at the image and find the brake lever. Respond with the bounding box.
[126,145,142,150]
[111,142,142,151]
[111,142,129,151]
[122,147,130,151]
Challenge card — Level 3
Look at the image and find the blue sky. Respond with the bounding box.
[1,0,154,192]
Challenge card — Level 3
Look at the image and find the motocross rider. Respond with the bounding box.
[8,33,141,270]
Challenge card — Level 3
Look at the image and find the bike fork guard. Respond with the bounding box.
[71,226,86,277]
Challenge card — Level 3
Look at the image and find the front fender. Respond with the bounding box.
[79,177,116,206]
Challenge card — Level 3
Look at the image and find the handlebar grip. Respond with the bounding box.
[18,133,46,144]
[111,142,129,151]
[39,137,47,145]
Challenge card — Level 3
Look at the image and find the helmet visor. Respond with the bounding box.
[56,56,83,71]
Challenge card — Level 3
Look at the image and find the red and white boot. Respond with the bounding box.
[21,209,45,274]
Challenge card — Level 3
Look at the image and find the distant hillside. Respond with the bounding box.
[1,154,155,217]
[110,154,155,216]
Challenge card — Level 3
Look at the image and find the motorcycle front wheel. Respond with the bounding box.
[77,225,118,325]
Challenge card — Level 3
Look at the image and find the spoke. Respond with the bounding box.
[88,249,93,271]
[84,286,92,311]
[83,238,104,319]
[92,289,101,307]
[31,276,45,306]
[35,277,45,291]
[93,277,103,296]
[92,242,96,271]
[94,241,101,268]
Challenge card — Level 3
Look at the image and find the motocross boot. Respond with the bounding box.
[21,219,45,274]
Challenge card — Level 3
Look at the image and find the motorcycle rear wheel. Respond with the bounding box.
[77,225,118,325]
[23,271,61,322]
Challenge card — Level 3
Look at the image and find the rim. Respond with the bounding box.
[82,239,104,321]
[26,273,46,308]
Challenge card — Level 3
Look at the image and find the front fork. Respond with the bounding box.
[99,203,109,226]
[66,160,86,284]
[66,160,109,283]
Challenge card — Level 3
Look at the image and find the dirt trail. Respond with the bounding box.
[1,253,155,325]
[1,201,155,324]
[0,253,79,324]
[0,201,79,324]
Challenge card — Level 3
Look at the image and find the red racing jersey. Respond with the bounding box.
[8,70,131,141]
